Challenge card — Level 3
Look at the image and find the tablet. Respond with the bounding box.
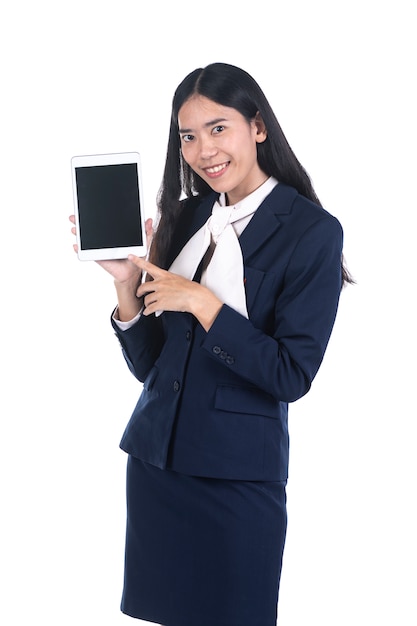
[71,152,147,261]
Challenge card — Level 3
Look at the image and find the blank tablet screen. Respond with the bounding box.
[75,163,144,250]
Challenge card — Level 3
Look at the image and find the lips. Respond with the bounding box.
[203,162,229,178]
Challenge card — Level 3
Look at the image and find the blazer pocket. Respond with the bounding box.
[215,384,279,419]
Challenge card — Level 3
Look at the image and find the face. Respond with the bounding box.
[178,95,268,205]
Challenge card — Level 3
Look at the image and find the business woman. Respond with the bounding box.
[71,62,351,625]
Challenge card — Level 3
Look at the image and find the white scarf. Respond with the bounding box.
[166,177,278,318]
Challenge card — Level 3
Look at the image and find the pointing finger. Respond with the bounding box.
[128,255,165,279]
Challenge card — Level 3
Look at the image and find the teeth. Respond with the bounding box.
[206,163,227,173]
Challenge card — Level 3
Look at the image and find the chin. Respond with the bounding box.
[204,178,233,194]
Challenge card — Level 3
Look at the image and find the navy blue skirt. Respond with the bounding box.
[121,456,287,626]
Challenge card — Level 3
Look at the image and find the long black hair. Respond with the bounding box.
[151,62,353,286]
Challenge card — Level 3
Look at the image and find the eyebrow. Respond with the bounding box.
[178,118,228,134]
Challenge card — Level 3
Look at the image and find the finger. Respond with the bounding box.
[145,218,153,235]
[128,255,165,278]
[69,215,75,224]
[145,218,154,250]
[136,281,156,299]
[141,296,162,316]
[144,291,158,309]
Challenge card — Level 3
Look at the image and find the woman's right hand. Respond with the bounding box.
[69,215,154,285]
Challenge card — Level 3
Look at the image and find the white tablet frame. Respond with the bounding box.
[71,152,147,261]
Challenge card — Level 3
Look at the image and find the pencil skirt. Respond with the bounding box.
[121,456,287,626]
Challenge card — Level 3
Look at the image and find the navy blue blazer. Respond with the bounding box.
[112,183,343,481]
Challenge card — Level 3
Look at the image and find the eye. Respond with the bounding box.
[181,134,194,143]
[212,125,225,134]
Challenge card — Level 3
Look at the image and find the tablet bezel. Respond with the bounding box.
[71,151,147,261]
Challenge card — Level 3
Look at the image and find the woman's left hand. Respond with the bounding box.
[129,255,223,332]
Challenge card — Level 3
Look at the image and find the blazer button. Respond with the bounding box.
[225,356,235,365]
[212,346,221,355]
[219,351,227,359]
[173,380,181,392]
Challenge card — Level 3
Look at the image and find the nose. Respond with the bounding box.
[199,135,218,160]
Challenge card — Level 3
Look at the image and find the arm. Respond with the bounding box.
[111,310,165,382]
[69,214,162,380]
[201,216,344,402]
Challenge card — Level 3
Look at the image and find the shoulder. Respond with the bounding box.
[265,183,343,235]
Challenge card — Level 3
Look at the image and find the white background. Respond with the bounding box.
[1,1,415,624]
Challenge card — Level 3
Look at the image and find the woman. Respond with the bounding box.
[71,62,351,626]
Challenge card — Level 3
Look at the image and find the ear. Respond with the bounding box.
[253,111,268,143]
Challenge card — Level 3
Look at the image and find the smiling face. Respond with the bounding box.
[178,95,268,205]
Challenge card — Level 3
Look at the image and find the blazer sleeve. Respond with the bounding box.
[111,312,165,382]
[201,214,343,403]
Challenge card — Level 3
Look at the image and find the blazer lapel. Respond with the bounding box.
[239,183,297,262]
[239,184,298,313]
